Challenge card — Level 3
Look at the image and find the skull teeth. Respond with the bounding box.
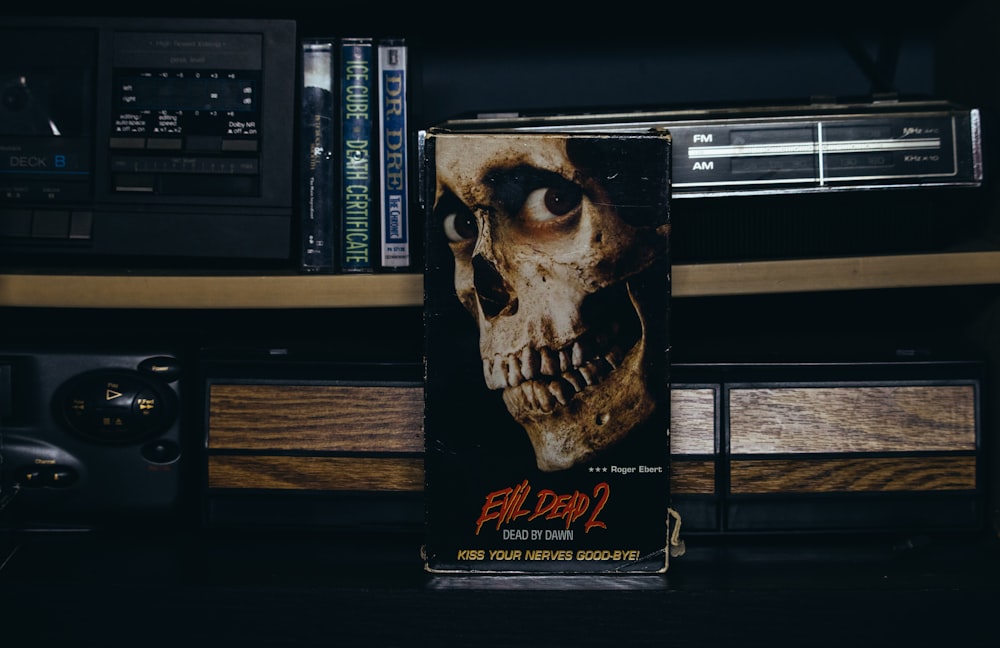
[578,363,598,386]
[520,345,539,381]
[539,347,558,376]
[484,273,645,416]
[563,369,585,392]
[605,345,624,369]
[487,330,628,413]
[549,381,570,406]
[512,380,574,414]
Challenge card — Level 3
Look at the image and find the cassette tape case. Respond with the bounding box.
[422,128,674,573]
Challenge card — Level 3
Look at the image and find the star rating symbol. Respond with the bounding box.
[588,466,609,473]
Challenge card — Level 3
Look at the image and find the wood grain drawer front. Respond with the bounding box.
[670,387,718,455]
[729,455,977,494]
[207,383,424,452]
[670,459,716,495]
[728,384,977,454]
[208,456,424,491]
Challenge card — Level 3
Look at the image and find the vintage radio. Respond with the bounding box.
[425,99,985,262]
[0,16,297,266]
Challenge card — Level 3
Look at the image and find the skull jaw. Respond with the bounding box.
[508,332,655,472]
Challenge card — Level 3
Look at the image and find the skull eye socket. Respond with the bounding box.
[487,167,584,232]
[521,184,582,224]
[442,208,478,243]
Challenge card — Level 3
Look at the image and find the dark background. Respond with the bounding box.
[3,0,1000,644]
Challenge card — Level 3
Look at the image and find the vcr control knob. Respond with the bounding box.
[54,369,178,444]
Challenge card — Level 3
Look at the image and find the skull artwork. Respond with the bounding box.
[432,132,670,472]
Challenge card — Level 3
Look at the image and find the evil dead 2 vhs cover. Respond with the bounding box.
[422,128,673,573]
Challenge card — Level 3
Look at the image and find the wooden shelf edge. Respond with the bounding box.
[673,251,1000,297]
[0,272,424,309]
[2,251,998,308]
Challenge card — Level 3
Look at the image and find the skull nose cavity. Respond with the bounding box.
[473,254,518,318]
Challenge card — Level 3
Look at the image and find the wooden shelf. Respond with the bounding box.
[2,250,999,309]
[0,271,424,309]
[672,250,1000,297]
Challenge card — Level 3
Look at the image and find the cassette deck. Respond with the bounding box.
[0,16,297,266]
